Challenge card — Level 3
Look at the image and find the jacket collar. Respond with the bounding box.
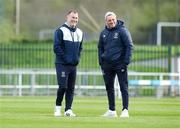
[64,22,77,32]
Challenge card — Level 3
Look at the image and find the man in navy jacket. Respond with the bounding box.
[53,10,83,117]
[98,11,133,117]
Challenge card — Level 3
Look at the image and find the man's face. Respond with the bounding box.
[105,15,117,29]
[66,12,79,28]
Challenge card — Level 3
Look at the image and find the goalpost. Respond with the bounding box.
[157,22,180,46]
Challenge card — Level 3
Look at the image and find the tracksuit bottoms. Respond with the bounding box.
[101,63,129,111]
[55,63,76,111]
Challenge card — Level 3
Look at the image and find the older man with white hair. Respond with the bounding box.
[98,11,133,117]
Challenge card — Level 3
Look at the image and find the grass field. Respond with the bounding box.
[0,96,180,128]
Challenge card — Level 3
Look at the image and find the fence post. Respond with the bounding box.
[31,73,36,96]
[168,45,172,73]
[18,73,22,96]
[77,74,82,96]
[115,75,121,99]
[156,74,163,98]
[47,75,50,96]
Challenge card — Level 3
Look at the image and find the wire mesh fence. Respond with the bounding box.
[0,42,180,72]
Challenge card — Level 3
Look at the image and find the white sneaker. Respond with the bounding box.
[120,109,129,118]
[64,109,76,117]
[54,106,61,117]
[102,110,117,117]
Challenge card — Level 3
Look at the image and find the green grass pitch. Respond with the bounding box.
[0,96,180,128]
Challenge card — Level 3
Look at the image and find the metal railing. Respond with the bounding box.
[0,69,180,97]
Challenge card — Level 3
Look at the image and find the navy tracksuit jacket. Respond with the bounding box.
[98,20,133,110]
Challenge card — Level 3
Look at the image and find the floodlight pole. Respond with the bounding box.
[15,0,20,35]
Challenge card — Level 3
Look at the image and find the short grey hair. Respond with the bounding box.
[104,11,116,20]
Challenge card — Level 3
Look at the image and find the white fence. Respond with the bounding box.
[0,69,180,98]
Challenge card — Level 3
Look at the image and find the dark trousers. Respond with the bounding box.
[101,63,129,111]
[55,63,76,111]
